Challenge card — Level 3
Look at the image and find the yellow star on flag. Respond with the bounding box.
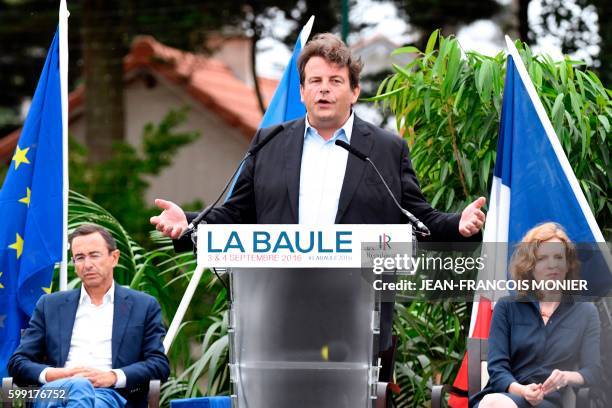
[12,145,31,170]
[42,283,53,294]
[19,187,31,207]
[0,272,4,289]
[8,233,24,259]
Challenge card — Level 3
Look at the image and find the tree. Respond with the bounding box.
[0,0,81,135]
[81,0,126,162]
[516,0,610,87]
[388,0,500,49]
[591,0,611,86]
[0,1,342,162]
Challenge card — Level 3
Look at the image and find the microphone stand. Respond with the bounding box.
[334,140,431,238]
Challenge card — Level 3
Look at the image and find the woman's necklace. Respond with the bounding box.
[540,302,559,323]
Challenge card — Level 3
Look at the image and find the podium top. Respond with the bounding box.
[196,224,412,268]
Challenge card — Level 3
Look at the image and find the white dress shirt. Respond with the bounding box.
[39,282,126,388]
[298,113,354,225]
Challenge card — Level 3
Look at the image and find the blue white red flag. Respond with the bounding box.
[450,36,611,407]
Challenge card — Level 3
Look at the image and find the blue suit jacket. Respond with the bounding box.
[8,284,170,407]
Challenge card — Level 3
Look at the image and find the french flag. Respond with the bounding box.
[449,36,612,407]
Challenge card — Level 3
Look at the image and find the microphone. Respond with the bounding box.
[335,140,431,236]
[337,140,368,161]
[179,124,285,238]
[248,124,285,155]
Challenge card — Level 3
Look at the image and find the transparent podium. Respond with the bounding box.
[189,224,413,408]
[228,267,379,407]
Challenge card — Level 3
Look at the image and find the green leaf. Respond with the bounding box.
[445,188,455,211]
[431,186,446,209]
[424,90,431,121]
[480,151,492,190]
[461,155,473,190]
[425,29,439,56]
[579,71,608,99]
[440,162,449,183]
[443,41,462,96]
[392,46,421,56]
[365,85,407,101]
[374,76,389,102]
[533,62,543,89]
[569,91,582,119]
[551,93,565,131]
[476,60,492,100]
[597,115,610,132]
[559,60,567,87]
[392,63,413,79]
[432,38,448,78]
[453,82,466,114]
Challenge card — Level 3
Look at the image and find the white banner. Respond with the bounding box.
[196,224,413,268]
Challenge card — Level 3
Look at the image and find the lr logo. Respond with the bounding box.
[378,233,391,250]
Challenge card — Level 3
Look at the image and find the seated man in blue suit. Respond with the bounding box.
[8,224,170,408]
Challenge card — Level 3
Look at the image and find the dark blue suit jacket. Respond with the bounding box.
[185,116,466,237]
[8,284,170,407]
[174,116,481,352]
[469,296,601,407]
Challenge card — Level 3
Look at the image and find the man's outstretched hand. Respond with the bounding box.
[459,197,486,237]
[150,199,188,239]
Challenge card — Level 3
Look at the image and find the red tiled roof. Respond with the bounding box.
[127,36,278,135]
[1,35,279,162]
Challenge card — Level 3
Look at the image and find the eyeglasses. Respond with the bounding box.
[73,251,111,264]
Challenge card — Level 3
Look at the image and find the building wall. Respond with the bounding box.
[69,70,251,209]
[209,36,253,86]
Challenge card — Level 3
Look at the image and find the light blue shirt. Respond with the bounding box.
[298,113,354,224]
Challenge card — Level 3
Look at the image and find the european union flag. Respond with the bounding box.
[0,29,64,376]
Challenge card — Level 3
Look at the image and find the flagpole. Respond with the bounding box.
[163,263,206,353]
[59,0,70,291]
[300,16,315,48]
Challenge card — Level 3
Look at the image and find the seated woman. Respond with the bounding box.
[470,222,601,408]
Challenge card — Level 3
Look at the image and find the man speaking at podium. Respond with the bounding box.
[150,33,485,355]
